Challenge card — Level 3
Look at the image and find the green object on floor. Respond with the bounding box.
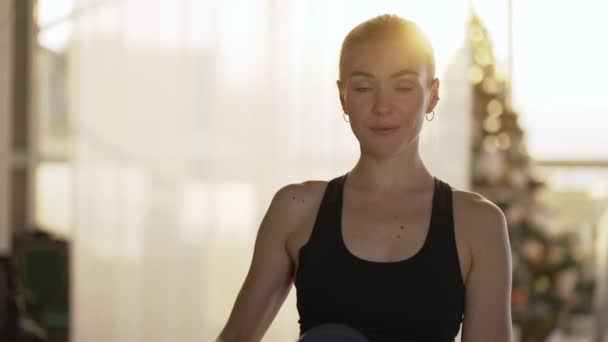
[15,233,70,336]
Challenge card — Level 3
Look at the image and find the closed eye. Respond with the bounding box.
[355,87,373,92]
[396,87,413,92]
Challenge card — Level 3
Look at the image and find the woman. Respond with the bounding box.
[217,14,512,342]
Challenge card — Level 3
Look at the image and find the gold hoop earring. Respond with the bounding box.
[426,111,435,121]
[342,112,350,123]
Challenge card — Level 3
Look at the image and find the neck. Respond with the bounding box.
[347,144,433,193]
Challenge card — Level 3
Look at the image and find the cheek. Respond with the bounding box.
[344,94,371,112]
[399,92,426,111]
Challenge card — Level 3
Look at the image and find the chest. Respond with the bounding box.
[297,255,464,327]
[287,187,472,285]
[340,191,434,263]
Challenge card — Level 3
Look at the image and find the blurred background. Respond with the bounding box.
[0,0,607,341]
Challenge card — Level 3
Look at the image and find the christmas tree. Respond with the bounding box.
[466,13,585,341]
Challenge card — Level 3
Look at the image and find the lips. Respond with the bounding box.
[370,126,400,135]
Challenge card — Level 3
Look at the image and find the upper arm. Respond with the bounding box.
[461,197,513,342]
[217,183,312,342]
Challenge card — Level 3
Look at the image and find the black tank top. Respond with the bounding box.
[295,173,465,342]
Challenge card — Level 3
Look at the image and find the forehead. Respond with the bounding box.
[344,38,429,80]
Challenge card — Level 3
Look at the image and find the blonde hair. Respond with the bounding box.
[339,14,436,83]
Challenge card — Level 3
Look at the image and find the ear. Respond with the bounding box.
[426,78,440,113]
[337,80,347,113]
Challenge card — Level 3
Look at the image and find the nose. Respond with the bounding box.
[372,86,391,116]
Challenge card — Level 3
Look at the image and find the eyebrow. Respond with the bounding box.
[348,69,420,79]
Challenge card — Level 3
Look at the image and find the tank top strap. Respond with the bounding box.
[434,179,454,229]
[424,178,454,249]
[303,173,347,251]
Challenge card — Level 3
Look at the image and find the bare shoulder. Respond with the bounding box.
[273,180,328,214]
[450,187,510,256]
[451,187,506,225]
[451,188,513,340]
[217,180,330,341]
[267,180,329,235]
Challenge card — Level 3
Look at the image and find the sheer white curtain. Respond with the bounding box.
[0,0,12,255]
[60,0,471,341]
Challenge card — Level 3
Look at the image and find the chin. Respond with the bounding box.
[353,128,418,155]
[360,143,407,159]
